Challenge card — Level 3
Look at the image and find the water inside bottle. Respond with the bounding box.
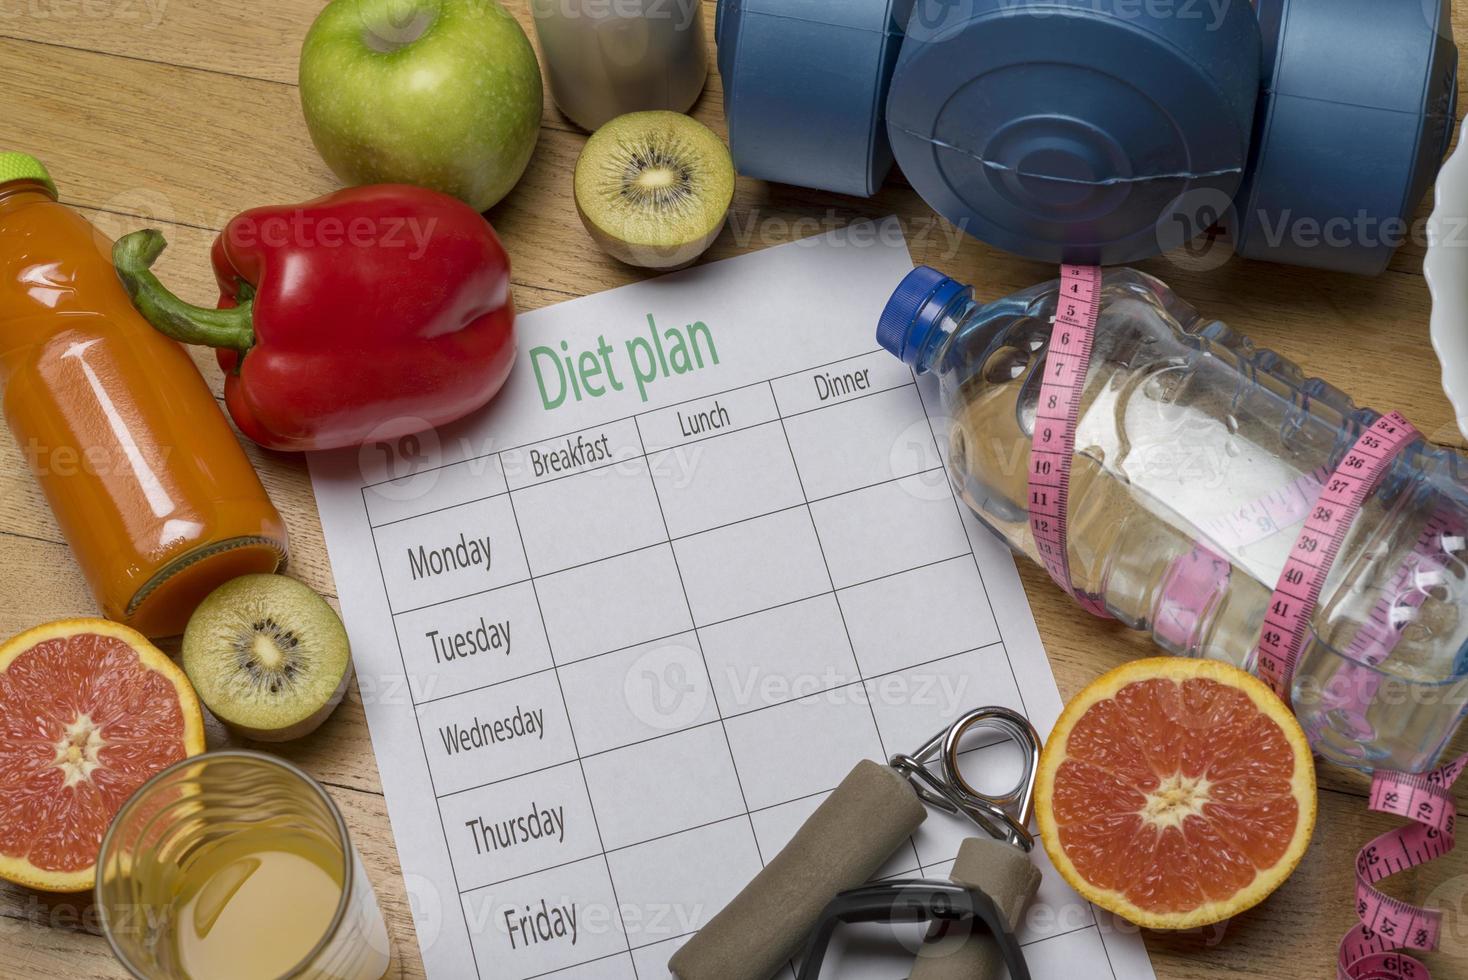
[928,271,1468,771]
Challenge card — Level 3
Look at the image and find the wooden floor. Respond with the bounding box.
[4,1,1468,977]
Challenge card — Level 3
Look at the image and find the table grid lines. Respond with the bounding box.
[369,452,948,540]
[362,486,486,980]
[387,534,969,622]
[361,352,1116,979]
[458,733,1042,895]
[422,630,1008,732]
[768,377,928,878]
[499,484,642,974]
[431,639,1007,803]
[371,455,951,536]
[630,411,767,869]
[911,368,1035,727]
[360,349,894,493]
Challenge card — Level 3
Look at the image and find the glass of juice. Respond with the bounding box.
[96,750,394,980]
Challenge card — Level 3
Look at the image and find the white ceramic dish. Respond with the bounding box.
[1426,135,1468,441]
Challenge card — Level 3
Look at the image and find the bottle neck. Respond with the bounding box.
[0,180,58,217]
[0,179,85,367]
[911,292,982,375]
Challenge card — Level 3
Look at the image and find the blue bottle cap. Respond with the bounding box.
[1229,0,1459,276]
[717,0,912,198]
[885,0,1262,266]
[877,266,969,368]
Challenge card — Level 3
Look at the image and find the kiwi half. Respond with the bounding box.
[182,575,352,743]
[574,111,735,271]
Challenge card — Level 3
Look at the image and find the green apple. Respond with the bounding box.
[299,0,543,212]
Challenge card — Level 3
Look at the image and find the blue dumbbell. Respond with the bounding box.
[717,0,1458,275]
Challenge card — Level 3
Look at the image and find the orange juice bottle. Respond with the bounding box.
[0,153,287,637]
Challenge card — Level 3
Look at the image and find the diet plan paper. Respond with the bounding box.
[307,223,1157,980]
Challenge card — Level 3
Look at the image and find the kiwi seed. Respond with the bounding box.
[182,574,352,743]
[574,111,735,271]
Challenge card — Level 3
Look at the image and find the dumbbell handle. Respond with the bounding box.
[910,837,1043,980]
[668,760,926,980]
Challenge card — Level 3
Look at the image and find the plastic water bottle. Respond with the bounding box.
[878,265,1468,774]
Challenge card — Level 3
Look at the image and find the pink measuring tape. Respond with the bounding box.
[1292,415,1468,980]
[1026,265,1465,980]
[1318,512,1466,732]
[1341,753,1467,980]
[1028,265,1110,617]
[1256,411,1420,699]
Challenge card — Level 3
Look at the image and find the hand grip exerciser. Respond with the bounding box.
[668,708,1042,980]
[796,837,1044,980]
[908,838,1043,980]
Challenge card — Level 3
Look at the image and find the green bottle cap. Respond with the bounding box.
[0,152,56,197]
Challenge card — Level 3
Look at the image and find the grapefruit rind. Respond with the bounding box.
[1036,657,1317,931]
[0,619,205,893]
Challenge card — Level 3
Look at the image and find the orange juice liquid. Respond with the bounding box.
[0,178,286,636]
[175,836,344,980]
[161,828,393,980]
[98,752,395,980]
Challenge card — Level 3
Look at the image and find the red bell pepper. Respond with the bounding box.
[113,184,516,452]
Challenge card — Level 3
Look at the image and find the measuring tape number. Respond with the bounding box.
[1028,265,1110,618]
[1023,266,1462,980]
[1341,754,1467,980]
[1256,412,1420,700]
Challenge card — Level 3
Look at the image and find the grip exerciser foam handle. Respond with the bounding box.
[668,760,926,980]
[909,837,1043,980]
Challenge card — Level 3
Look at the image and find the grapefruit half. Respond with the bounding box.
[1036,658,1316,930]
[0,619,205,892]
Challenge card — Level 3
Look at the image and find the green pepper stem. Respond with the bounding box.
[113,229,255,354]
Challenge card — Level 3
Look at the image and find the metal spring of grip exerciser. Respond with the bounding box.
[889,706,1041,852]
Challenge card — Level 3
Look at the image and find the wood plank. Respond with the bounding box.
[0,0,728,137]
[0,7,726,232]
[0,0,309,84]
[0,912,128,979]
[0,1,1461,816]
